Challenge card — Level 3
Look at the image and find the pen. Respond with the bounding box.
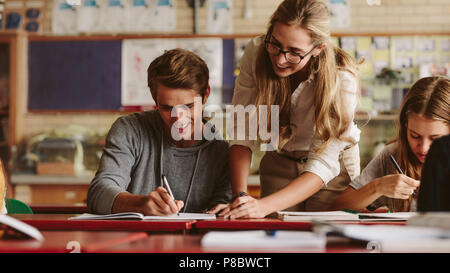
[265,230,278,237]
[389,154,403,174]
[162,175,179,216]
[389,154,416,197]
[215,192,248,216]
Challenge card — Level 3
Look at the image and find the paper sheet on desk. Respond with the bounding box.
[315,222,450,252]
[201,230,326,249]
[69,212,216,220]
[277,211,359,221]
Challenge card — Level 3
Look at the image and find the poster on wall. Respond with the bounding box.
[149,0,176,31]
[207,0,233,34]
[122,38,223,106]
[52,0,78,34]
[328,0,350,29]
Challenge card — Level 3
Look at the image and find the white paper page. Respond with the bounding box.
[124,0,152,33]
[358,212,418,219]
[201,230,326,249]
[121,39,175,106]
[68,212,143,220]
[98,0,125,33]
[52,0,78,35]
[149,0,176,31]
[206,0,233,34]
[77,0,101,33]
[278,211,359,221]
[278,211,355,216]
[0,215,44,241]
[121,38,223,106]
[143,213,216,220]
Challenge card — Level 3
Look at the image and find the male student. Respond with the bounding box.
[87,48,232,215]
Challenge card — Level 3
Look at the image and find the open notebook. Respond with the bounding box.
[68,212,216,220]
[278,211,418,222]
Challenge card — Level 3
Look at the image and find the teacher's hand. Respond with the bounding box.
[222,195,268,219]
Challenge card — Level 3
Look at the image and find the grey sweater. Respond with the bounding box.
[349,143,417,212]
[87,110,232,214]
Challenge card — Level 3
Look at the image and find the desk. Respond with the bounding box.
[30,204,88,214]
[11,214,196,232]
[194,218,405,232]
[93,234,370,253]
[0,230,148,253]
[195,218,312,231]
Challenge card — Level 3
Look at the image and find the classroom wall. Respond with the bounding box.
[41,0,450,35]
[19,0,450,141]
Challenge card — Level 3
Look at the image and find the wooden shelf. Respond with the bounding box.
[355,113,397,121]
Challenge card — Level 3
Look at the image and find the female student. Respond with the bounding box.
[332,76,450,212]
[208,0,361,218]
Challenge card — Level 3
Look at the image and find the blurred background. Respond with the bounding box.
[0,0,448,205]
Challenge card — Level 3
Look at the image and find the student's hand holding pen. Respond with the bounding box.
[373,174,420,199]
[141,187,184,216]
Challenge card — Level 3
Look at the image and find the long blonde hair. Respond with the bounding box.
[392,76,450,211]
[255,0,359,152]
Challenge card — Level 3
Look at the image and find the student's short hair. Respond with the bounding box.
[147,48,209,98]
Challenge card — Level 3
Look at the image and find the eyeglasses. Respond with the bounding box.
[264,39,318,64]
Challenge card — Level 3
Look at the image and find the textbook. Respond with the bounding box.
[278,211,417,222]
[68,212,216,221]
[358,212,418,221]
[277,211,360,221]
[0,215,44,241]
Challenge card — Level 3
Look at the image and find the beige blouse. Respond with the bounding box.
[228,36,361,185]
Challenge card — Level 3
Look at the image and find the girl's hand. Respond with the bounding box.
[375,174,420,199]
[222,195,269,219]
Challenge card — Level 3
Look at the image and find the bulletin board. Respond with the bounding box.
[28,40,123,110]
[27,37,236,111]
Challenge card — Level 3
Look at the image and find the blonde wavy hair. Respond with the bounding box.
[392,76,450,211]
[254,0,359,153]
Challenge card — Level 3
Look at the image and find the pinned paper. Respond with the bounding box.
[372,50,389,62]
[328,0,350,29]
[358,96,374,113]
[357,37,372,51]
[340,37,357,51]
[372,37,390,50]
[207,0,233,34]
[394,38,414,52]
[417,38,435,52]
[149,0,176,31]
[393,56,413,69]
[77,0,101,33]
[373,85,392,100]
[98,0,126,33]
